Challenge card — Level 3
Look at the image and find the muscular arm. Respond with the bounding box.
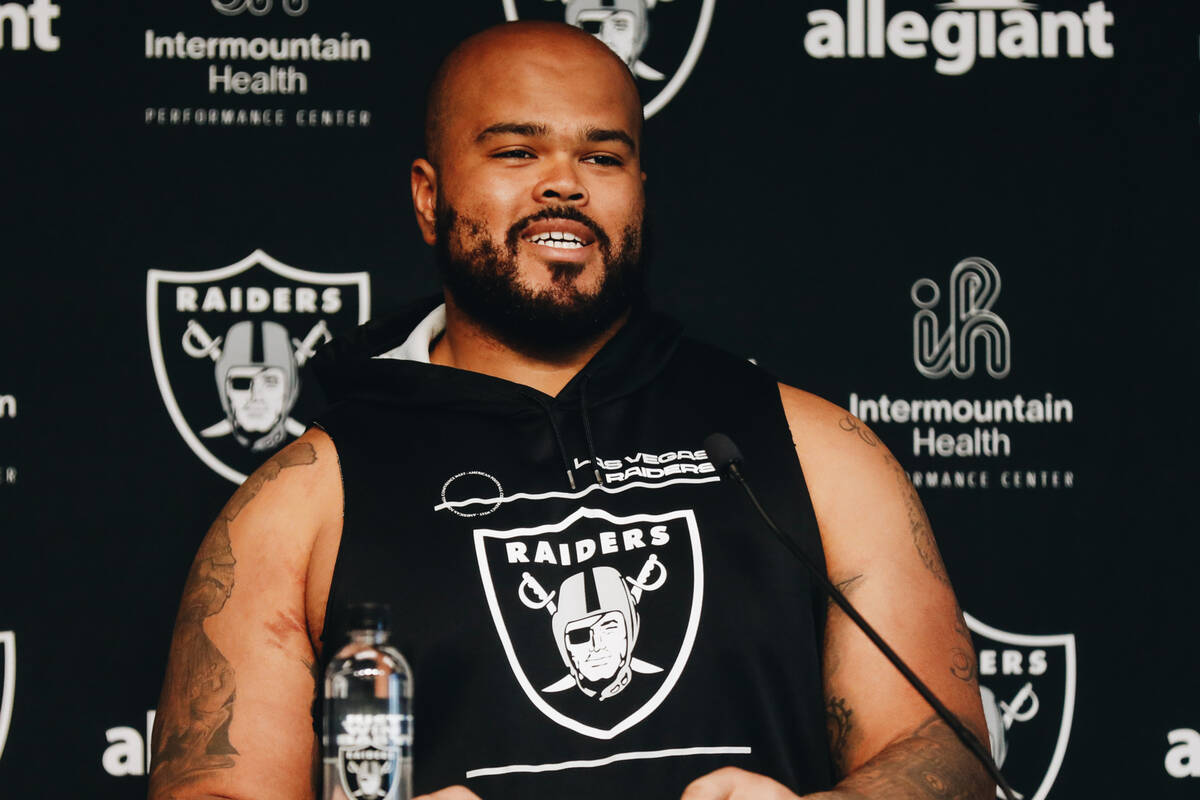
[149,431,343,800]
[780,386,992,800]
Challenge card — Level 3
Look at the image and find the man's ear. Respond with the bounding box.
[411,158,438,246]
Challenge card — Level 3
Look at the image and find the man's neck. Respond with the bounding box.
[429,294,628,397]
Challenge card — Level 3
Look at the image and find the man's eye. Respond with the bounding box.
[585,154,623,167]
[493,149,534,159]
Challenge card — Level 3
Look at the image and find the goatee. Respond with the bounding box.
[434,201,646,360]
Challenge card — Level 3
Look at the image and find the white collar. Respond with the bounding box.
[373,303,446,364]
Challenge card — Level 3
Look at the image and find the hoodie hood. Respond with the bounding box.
[312,295,683,415]
[312,296,683,489]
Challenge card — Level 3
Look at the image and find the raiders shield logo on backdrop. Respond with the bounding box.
[501,0,715,118]
[963,613,1077,800]
[147,250,370,483]
[475,507,704,739]
[0,631,14,762]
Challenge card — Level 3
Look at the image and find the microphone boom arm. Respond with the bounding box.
[706,434,1017,800]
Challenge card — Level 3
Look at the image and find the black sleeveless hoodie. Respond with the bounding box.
[312,298,834,798]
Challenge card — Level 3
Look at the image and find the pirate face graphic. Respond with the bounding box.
[552,567,642,698]
[214,321,300,451]
[566,611,629,682]
[224,366,288,432]
[565,0,650,66]
[521,553,667,702]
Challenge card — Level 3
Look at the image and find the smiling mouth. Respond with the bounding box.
[517,216,600,254]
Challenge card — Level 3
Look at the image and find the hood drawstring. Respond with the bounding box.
[579,375,606,486]
[528,375,605,491]
[531,394,578,490]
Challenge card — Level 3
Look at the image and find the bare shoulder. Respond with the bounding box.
[776,382,948,585]
[226,427,341,531]
[776,383,900,511]
[228,427,344,649]
[148,428,343,799]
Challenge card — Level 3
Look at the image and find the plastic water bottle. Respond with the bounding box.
[323,603,413,800]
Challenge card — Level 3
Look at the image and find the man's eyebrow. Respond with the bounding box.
[475,122,551,142]
[585,127,637,152]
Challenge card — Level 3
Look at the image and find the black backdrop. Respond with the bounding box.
[1,1,1197,796]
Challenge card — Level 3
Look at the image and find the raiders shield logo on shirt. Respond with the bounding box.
[501,0,715,118]
[146,250,370,483]
[964,613,1077,800]
[474,507,704,739]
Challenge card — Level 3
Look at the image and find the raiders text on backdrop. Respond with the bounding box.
[804,0,1114,75]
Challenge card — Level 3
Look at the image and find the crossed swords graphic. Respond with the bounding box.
[519,554,667,693]
[181,318,331,439]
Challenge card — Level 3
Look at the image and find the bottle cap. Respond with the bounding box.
[346,602,392,633]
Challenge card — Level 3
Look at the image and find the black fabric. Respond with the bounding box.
[312,304,833,798]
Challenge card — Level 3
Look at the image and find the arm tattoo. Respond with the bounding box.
[150,443,317,794]
[838,415,878,447]
[827,573,865,610]
[834,417,951,586]
[836,715,993,800]
[884,453,951,586]
[950,608,978,684]
[825,695,856,781]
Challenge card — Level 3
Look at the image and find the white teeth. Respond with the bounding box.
[528,231,585,247]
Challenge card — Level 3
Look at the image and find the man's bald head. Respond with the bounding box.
[424,21,642,167]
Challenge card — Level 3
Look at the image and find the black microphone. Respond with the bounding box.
[703,433,1017,800]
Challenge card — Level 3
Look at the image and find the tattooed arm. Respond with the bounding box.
[149,430,344,800]
[782,385,990,799]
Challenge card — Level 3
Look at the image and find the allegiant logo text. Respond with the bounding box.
[804,0,1114,76]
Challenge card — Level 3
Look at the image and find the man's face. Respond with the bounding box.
[564,610,630,682]
[226,366,288,433]
[424,33,647,352]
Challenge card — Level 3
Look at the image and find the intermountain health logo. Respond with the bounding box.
[143,0,374,128]
[475,507,703,739]
[147,250,370,483]
[965,613,1076,800]
[0,631,14,762]
[848,256,1076,488]
[804,1,1115,75]
[502,0,714,118]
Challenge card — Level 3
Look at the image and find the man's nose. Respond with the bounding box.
[533,158,588,205]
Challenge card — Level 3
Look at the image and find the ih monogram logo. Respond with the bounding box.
[211,0,307,16]
[912,257,1011,379]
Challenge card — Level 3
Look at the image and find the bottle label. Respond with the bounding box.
[336,713,412,800]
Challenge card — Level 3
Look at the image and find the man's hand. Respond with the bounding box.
[682,767,801,800]
[414,787,483,800]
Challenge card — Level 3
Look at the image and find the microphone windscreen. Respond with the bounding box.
[703,433,743,475]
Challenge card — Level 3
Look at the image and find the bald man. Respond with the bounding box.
[149,22,991,800]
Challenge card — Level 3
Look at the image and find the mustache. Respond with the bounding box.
[505,206,611,253]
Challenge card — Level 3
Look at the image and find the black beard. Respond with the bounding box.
[434,200,645,360]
